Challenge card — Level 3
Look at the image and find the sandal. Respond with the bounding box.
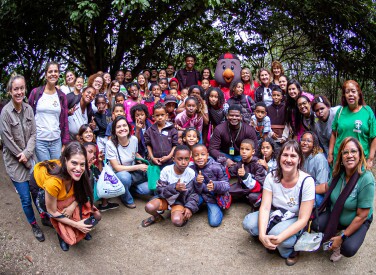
[141,215,164,227]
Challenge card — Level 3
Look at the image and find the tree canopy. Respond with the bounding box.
[1,0,375,105]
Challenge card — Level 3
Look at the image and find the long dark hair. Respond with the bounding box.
[273,140,304,183]
[40,142,93,205]
[111,116,131,148]
[205,87,225,108]
[297,95,315,131]
[285,79,303,132]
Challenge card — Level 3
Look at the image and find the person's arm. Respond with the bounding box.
[258,189,276,249]
[0,111,24,157]
[208,126,222,160]
[109,158,147,173]
[161,146,176,163]
[271,199,314,245]
[23,110,37,160]
[366,137,376,169]
[327,131,337,165]
[315,183,328,194]
[45,191,92,234]
[60,93,70,145]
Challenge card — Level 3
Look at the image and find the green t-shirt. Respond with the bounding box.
[332,105,376,162]
[329,171,374,227]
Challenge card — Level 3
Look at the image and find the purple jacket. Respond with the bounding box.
[157,178,200,213]
[28,86,70,145]
[191,158,230,204]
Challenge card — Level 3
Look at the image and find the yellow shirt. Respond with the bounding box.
[34,160,74,201]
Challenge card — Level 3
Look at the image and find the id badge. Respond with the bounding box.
[229,147,235,155]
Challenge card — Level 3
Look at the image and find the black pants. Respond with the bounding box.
[28,171,40,208]
[312,211,372,257]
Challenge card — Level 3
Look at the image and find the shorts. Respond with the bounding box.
[152,198,185,213]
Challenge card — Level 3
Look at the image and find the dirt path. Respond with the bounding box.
[1,158,375,274]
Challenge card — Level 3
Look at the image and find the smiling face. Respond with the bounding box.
[10,78,26,106]
[66,153,86,181]
[272,90,283,105]
[85,144,97,167]
[240,143,255,163]
[272,66,281,77]
[65,71,76,86]
[192,145,209,168]
[313,102,330,121]
[344,83,360,108]
[234,82,244,96]
[170,81,178,90]
[103,73,111,85]
[125,71,132,82]
[300,133,314,156]
[137,75,145,86]
[116,71,125,83]
[227,110,242,127]
[297,97,311,117]
[128,85,139,99]
[190,88,202,99]
[115,118,130,138]
[280,146,300,174]
[183,130,199,147]
[341,141,360,173]
[158,70,167,79]
[113,106,125,119]
[81,127,94,143]
[111,82,120,94]
[82,87,95,104]
[75,77,84,91]
[46,64,59,85]
[185,57,195,70]
[241,68,251,83]
[201,79,210,90]
[260,70,270,86]
[166,65,175,76]
[202,69,210,79]
[93,77,103,90]
[279,76,288,91]
[288,84,299,100]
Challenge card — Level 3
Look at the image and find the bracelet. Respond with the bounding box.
[341,232,348,241]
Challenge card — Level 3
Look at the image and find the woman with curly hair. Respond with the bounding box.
[271,61,284,86]
[300,131,330,206]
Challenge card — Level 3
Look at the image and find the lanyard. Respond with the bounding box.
[227,122,242,147]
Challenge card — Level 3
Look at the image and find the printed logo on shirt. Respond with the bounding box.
[53,101,58,107]
[161,131,169,136]
[287,197,298,207]
[353,120,362,133]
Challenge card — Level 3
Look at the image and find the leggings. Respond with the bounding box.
[312,211,372,257]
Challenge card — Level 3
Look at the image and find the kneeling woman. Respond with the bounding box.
[242,140,315,266]
[315,137,374,262]
[34,142,101,251]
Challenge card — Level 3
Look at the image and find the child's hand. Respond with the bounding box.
[175,179,187,192]
[135,119,144,131]
[271,132,279,140]
[183,208,192,220]
[160,156,169,163]
[152,157,162,165]
[207,180,214,192]
[238,164,246,177]
[177,95,181,101]
[154,96,160,103]
[258,156,268,171]
[98,150,105,162]
[196,170,204,184]
[89,117,96,130]
[226,158,236,168]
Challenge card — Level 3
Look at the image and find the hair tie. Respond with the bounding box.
[318,96,323,103]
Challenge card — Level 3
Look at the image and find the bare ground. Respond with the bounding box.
[1,158,376,275]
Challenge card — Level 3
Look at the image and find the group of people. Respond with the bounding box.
[1,55,375,266]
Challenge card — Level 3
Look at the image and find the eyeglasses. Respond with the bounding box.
[300,138,313,143]
[342,149,358,156]
[94,80,103,84]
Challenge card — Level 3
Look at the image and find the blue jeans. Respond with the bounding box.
[199,195,224,227]
[116,171,152,204]
[242,211,299,258]
[35,138,62,162]
[12,181,36,224]
[221,152,242,162]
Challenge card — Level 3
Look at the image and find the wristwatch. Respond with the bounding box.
[341,232,348,241]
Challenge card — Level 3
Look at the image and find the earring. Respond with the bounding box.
[340,161,343,166]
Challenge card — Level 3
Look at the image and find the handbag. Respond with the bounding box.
[294,177,323,252]
[96,162,125,199]
[216,191,232,210]
[135,157,160,191]
[130,170,148,185]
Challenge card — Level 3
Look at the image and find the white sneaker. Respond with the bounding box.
[330,247,342,262]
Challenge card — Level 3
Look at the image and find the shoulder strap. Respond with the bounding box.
[116,145,123,165]
[32,86,44,114]
[298,176,313,206]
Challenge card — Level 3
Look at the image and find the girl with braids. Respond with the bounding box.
[300,131,330,206]
[32,142,101,251]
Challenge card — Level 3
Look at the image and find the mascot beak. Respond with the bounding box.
[222,68,234,83]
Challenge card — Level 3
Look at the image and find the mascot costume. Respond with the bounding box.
[214,53,242,101]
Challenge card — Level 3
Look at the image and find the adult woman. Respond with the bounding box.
[297,95,315,133]
[67,76,84,112]
[34,142,101,251]
[271,61,284,86]
[241,67,259,100]
[328,80,376,169]
[102,72,112,94]
[311,95,340,156]
[278,75,288,95]
[137,73,150,98]
[0,75,45,241]
[254,68,278,106]
[158,69,167,80]
[200,67,217,87]
[28,61,69,161]
[300,131,330,206]
[106,80,120,112]
[243,140,315,266]
[87,73,104,97]
[60,71,76,95]
[315,137,374,262]
[105,116,152,208]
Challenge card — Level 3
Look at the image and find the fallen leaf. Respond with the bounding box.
[25,255,33,263]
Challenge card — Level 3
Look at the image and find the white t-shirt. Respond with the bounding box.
[35,92,61,140]
[106,136,138,166]
[263,170,315,215]
[60,85,74,95]
[263,87,273,106]
[68,103,88,135]
[160,164,195,185]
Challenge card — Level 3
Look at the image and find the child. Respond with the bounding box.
[200,78,211,96]
[225,80,255,124]
[141,145,199,227]
[105,103,126,139]
[158,78,169,99]
[169,78,180,92]
[144,83,164,120]
[83,142,119,211]
[205,87,226,129]
[175,97,203,134]
[267,87,288,150]
[191,144,230,227]
[124,83,144,123]
[250,102,271,143]
[164,95,178,122]
[115,92,125,106]
[144,103,178,167]
[228,139,266,208]
[94,94,109,153]
[257,138,277,173]
[168,88,179,100]
[130,104,153,159]
[182,127,200,164]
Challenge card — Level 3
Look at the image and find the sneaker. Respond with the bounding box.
[330,247,342,262]
[98,202,120,212]
[285,251,299,266]
[41,216,53,228]
[31,223,45,242]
